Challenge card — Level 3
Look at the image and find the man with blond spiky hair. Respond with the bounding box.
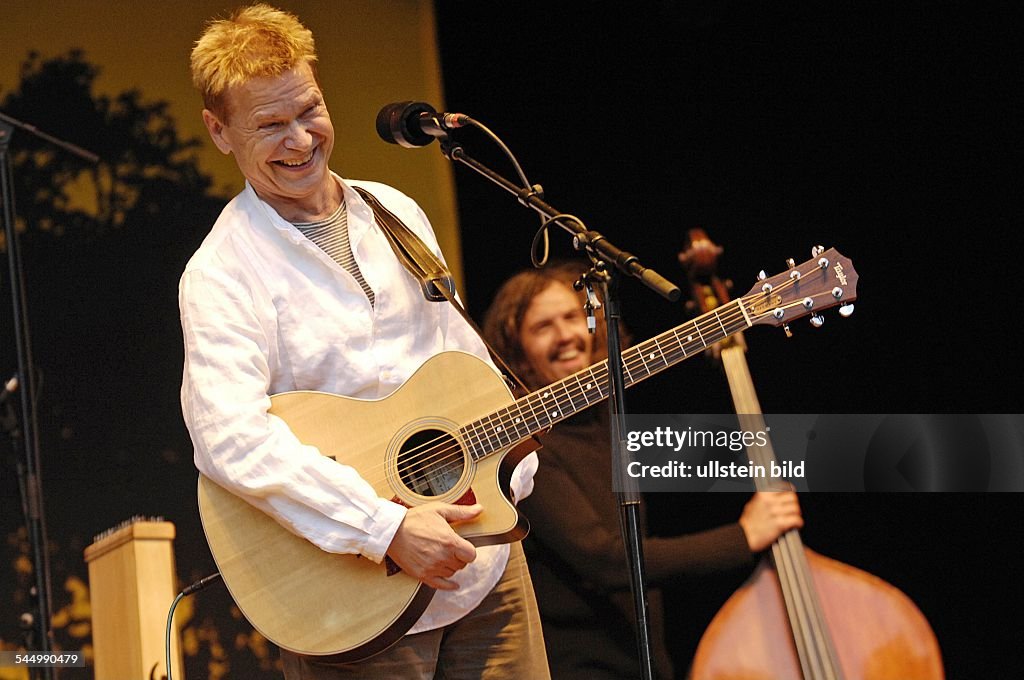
[179,5,549,678]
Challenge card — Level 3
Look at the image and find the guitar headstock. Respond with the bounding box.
[741,246,858,329]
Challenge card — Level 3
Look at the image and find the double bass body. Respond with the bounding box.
[691,548,944,679]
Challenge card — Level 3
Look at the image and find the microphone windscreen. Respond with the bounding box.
[376,101,438,148]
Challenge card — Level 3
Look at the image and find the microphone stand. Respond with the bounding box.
[440,140,678,302]
[1,110,98,680]
[438,135,677,680]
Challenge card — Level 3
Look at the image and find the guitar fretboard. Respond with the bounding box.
[460,297,752,460]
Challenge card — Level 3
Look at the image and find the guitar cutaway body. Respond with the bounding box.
[198,351,527,661]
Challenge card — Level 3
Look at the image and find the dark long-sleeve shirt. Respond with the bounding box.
[520,410,755,679]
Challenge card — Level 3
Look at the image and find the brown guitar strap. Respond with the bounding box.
[353,186,529,394]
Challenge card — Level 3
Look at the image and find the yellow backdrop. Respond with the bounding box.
[0,0,466,289]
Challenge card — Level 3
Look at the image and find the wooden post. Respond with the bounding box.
[84,518,184,680]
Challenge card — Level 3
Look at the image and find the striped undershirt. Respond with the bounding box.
[293,201,375,306]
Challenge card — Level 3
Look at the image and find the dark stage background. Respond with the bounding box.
[435,2,1023,677]
[1,3,1021,678]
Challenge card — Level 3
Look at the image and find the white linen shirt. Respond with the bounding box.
[179,176,537,633]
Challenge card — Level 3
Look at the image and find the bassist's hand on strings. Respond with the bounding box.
[739,490,804,553]
[387,502,482,590]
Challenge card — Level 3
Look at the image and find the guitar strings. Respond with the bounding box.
[398,284,821,482]
[384,289,827,489]
[373,297,755,488]
[376,283,829,489]
[360,266,837,490]
[378,320,717,489]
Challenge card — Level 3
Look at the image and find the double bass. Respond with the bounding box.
[679,230,944,680]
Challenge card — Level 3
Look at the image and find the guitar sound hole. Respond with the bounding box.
[396,429,464,497]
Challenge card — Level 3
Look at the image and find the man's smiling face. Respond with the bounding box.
[202,61,336,221]
[519,281,594,386]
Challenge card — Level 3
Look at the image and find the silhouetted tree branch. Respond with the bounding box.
[1,49,219,245]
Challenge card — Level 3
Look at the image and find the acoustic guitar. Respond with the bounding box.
[198,247,858,662]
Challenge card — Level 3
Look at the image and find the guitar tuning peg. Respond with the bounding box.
[783,323,793,338]
[810,314,824,328]
[839,303,855,318]
[786,258,796,269]
[811,245,825,257]
[757,270,767,281]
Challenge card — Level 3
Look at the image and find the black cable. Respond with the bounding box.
[463,117,532,190]
[165,572,221,680]
[530,213,588,268]
[462,116,562,253]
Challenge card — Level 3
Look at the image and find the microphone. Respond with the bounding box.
[181,572,222,596]
[1,375,17,405]
[376,101,469,148]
